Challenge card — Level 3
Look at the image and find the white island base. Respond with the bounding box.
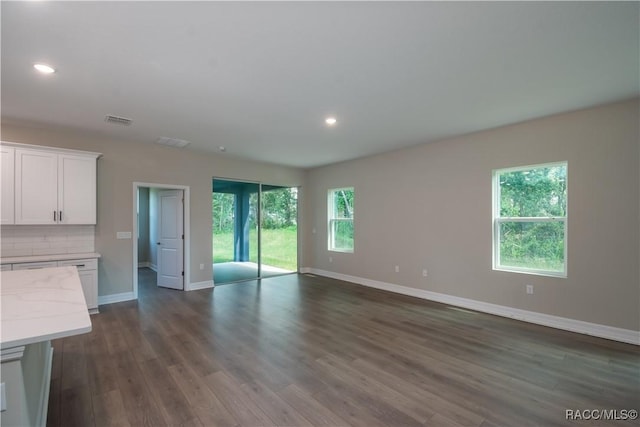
[0,267,92,427]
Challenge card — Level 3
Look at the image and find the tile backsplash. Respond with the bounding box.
[0,225,95,257]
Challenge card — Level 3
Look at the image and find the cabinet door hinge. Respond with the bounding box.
[181,271,184,276]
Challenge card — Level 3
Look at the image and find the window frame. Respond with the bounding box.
[328,187,354,253]
[492,161,568,278]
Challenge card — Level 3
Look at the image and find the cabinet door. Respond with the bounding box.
[77,270,98,310]
[1,146,15,224]
[58,259,98,312]
[15,149,58,224]
[58,154,96,224]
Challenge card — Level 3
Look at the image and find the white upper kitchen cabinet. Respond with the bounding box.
[58,154,98,224]
[1,146,15,224]
[3,142,101,225]
[15,148,58,224]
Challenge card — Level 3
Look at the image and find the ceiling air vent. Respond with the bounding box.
[155,137,191,148]
[105,115,132,126]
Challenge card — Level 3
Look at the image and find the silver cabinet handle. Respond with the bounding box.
[59,211,62,221]
[53,211,57,221]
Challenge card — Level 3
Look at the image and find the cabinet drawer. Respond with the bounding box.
[12,261,58,270]
[57,258,97,271]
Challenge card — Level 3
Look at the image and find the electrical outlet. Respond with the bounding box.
[394,265,400,273]
[329,256,333,263]
[422,269,428,277]
[200,263,204,270]
[526,284,534,294]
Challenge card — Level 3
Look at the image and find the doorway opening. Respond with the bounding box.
[133,182,190,299]
[212,178,298,284]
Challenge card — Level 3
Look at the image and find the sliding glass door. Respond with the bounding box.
[212,179,297,284]
[212,179,259,283]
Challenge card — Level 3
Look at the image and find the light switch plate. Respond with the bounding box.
[116,231,132,239]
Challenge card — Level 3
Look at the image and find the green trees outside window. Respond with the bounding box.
[328,188,354,252]
[494,163,567,276]
[212,187,298,271]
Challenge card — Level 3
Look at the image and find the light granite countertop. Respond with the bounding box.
[0,252,101,264]
[0,266,92,349]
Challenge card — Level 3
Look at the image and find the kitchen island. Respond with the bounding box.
[0,266,92,427]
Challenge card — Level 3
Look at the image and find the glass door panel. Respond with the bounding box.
[212,179,259,284]
[249,190,260,273]
[260,185,298,278]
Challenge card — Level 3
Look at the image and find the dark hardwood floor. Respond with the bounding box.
[47,269,639,427]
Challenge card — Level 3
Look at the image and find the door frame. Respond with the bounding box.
[132,182,190,299]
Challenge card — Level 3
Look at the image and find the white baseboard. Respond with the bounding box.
[304,268,640,346]
[299,267,312,274]
[138,261,150,268]
[149,263,158,272]
[189,280,215,291]
[98,291,136,306]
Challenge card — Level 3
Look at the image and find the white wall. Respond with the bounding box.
[304,99,640,332]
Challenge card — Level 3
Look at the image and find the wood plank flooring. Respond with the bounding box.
[47,269,640,427]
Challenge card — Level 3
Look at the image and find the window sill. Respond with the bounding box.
[493,266,566,279]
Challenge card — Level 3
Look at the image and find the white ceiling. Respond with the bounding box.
[2,2,638,168]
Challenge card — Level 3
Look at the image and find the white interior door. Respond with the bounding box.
[157,189,184,290]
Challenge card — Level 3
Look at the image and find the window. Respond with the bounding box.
[328,187,354,252]
[493,162,567,277]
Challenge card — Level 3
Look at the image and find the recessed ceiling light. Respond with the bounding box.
[34,63,56,74]
[325,117,337,126]
[219,146,226,152]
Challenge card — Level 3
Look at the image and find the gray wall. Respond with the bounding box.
[304,99,639,331]
[1,122,306,296]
